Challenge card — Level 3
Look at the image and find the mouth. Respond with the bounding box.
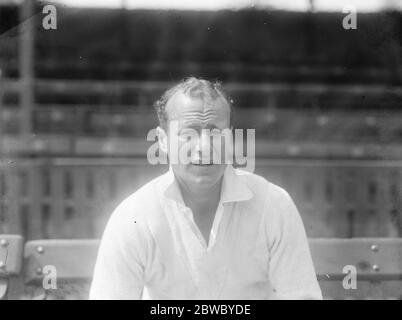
[191,162,214,166]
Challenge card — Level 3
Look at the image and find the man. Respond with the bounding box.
[89,77,322,300]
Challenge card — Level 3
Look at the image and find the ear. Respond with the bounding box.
[156,126,168,154]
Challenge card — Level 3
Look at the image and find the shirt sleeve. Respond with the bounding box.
[266,187,323,300]
[89,199,147,300]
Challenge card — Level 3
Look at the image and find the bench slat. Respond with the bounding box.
[21,237,402,299]
[24,238,402,281]
[310,238,402,280]
[24,239,99,283]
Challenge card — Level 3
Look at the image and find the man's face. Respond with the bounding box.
[162,91,231,190]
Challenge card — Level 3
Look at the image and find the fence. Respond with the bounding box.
[0,158,401,240]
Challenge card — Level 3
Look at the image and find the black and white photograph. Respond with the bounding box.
[0,0,401,306]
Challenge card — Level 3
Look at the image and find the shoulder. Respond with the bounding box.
[234,168,300,232]
[235,170,307,250]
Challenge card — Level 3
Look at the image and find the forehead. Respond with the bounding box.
[165,91,230,126]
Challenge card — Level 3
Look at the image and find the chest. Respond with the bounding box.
[144,201,271,299]
[192,210,216,244]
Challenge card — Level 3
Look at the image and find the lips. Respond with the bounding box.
[191,162,214,166]
[190,156,215,166]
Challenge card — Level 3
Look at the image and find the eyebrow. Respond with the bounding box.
[180,121,220,129]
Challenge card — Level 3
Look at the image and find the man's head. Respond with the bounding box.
[154,77,233,190]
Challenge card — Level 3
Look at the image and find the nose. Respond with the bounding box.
[193,130,212,161]
[199,130,211,151]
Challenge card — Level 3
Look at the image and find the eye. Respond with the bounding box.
[178,128,194,136]
[212,128,224,135]
[210,128,231,136]
[178,128,199,142]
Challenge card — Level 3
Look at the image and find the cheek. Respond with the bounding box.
[211,137,231,163]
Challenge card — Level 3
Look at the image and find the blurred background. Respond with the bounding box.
[0,0,401,240]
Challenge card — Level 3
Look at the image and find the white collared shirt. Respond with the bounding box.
[89,165,322,300]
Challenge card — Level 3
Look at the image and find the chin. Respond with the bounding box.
[188,165,225,187]
[192,175,219,187]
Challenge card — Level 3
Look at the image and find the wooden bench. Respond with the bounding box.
[2,236,402,299]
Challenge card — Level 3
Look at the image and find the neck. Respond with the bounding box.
[178,178,223,213]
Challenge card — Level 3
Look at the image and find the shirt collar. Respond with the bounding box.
[157,165,253,205]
